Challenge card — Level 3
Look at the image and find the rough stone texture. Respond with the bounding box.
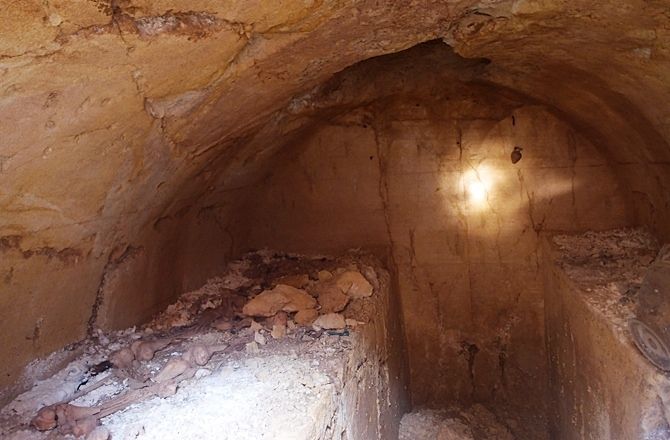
[1,0,669,413]
[543,231,670,439]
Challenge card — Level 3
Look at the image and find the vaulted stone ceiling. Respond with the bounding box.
[1,0,669,392]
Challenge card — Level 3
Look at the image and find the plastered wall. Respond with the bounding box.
[245,92,632,437]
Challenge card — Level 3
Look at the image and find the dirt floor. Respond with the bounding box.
[0,251,388,439]
[399,406,515,440]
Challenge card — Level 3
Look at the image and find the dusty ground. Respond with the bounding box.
[0,251,383,439]
[399,406,515,440]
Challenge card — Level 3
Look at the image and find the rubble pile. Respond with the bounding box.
[552,227,658,291]
[0,251,381,439]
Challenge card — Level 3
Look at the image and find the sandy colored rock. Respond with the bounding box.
[233,318,253,331]
[313,313,346,330]
[273,311,288,326]
[242,284,316,317]
[318,270,334,281]
[313,281,350,313]
[400,408,509,440]
[242,290,289,317]
[273,274,310,289]
[336,271,373,299]
[271,323,287,340]
[294,309,319,326]
[276,284,317,312]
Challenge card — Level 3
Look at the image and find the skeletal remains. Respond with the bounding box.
[31,339,228,437]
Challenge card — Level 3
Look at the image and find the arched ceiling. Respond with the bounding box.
[2,0,669,250]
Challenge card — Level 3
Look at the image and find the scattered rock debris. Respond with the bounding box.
[551,227,659,326]
[552,227,658,288]
[0,250,381,439]
[399,405,514,440]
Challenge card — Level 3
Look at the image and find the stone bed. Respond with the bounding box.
[543,228,670,439]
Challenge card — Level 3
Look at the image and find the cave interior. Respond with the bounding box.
[2,1,670,439]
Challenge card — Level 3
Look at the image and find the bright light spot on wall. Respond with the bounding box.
[463,167,493,209]
[467,180,488,204]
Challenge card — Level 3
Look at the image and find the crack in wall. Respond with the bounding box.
[67,5,236,42]
[460,340,480,401]
[0,4,246,61]
[456,125,476,329]
[86,244,143,335]
[370,110,398,272]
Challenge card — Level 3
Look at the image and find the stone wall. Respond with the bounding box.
[245,92,631,437]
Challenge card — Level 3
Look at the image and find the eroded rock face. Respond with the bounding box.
[0,0,669,405]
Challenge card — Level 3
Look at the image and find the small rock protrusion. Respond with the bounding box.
[318,270,334,281]
[336,271,373,299]
[242,290,288,317]
[313,313,346,330]
[245,341,260,353]
[313,281,350,313]
[271,312,288,340]
[271,323,286,340]
[242,284,316,317]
